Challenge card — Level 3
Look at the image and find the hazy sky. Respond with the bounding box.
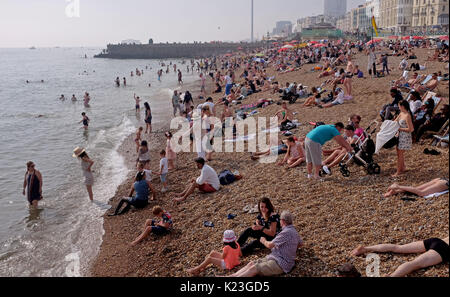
[0,0,365,47]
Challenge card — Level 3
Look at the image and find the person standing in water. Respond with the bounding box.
[59,94,66,101]
[73,147,94,201]
[83,92,90,107]
[134,93,141,113]
[115,77,120,87]
[71,94,77,101]
[178,69,183,85]
[144,102,152,134]
[23,161,43,208]
[123,77,126,86]
[79,112,90,130]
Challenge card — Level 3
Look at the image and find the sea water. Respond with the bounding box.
[0,47,198,276]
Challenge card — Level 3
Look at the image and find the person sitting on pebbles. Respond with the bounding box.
[130,206,173,246]
[173,157,220,202]
[351,236,449,277]
[187,230,242,276]
[277,137,305,169]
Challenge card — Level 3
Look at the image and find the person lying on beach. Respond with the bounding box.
[351,236,449,277]
[393,72,421,88]
[130,206,173,246]
[277,137,305,168]
[237,197,280,256]
[228,211,302,277]
[187,230,242,276]
[173,157,220,202]
[109,171,156,216]
[250,141,288,160]
[383,178,449,198]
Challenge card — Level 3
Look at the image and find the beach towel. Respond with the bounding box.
[375,120,400,154]
[424,190,449,199]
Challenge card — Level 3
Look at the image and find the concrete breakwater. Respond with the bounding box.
[94,43,265,59]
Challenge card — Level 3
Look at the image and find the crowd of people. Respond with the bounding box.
[24,36,449,277]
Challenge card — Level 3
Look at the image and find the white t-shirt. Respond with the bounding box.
[144,169,152,182]
[332,92,345,105]
[409,100,422,114]
[203,101,215,114]
[225,75,232,85]
[160,157,169,174]
[196,164,221,190]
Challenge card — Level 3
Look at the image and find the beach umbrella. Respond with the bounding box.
[388,35,399,40]
[224,53,232,57]
[439,35,449,40]
[313,43,327,48]
[278,47,289,53]
[413,36,424,40]
[309,41,318,44]
[402,36,411,40]
[281,44,294,49]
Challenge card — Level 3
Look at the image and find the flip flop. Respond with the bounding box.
[227,213,237,220]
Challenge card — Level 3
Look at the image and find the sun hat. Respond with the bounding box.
[223,230,236,243]
[72,147,86,158]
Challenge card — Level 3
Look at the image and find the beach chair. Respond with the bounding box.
[422,91,442,112]
[431,122,449,147]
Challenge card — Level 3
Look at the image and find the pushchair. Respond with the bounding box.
[337,121,381,177]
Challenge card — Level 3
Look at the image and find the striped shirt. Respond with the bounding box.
[266,225,302,273]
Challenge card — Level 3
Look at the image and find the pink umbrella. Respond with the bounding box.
[439,35,449,40]
[309,41,318,44]
[402,36,411,40]
[413,36,425,40]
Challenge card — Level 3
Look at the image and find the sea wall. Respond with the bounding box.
[94,43,264,59]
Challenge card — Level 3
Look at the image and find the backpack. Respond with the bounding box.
[218,170,236,185]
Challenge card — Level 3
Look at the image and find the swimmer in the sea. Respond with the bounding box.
[79,112,90,130]
[71,94,77,101]
[59,94,66,101]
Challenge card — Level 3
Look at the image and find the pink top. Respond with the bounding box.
[166,139,176,160]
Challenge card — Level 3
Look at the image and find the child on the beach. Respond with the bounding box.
[79,112,90,130]
[137,161,152,183]
[133,93,141,113]
[187,230,242,276]
[135,127,143,153]
[165,132,176,170]
[154,150,169,192]
[130,206,173,246]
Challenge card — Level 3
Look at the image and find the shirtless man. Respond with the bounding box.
[414,73,439,94]
[134,93,141,113]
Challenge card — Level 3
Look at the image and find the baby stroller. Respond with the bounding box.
[338,121,381,177]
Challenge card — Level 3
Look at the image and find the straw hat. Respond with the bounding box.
[72,147,86,158]
[223,230,236,243]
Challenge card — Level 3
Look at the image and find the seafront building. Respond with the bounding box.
[324,0,348,17]
[335,0,448,35]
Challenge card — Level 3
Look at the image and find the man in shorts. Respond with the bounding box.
[173,157,220,202]
[228,211,303,277]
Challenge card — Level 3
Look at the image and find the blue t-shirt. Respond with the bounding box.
[134,180,149,201]
[306,125,341,146]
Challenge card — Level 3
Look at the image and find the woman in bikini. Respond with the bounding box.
[384,178,449,198]
[351,236,449,277]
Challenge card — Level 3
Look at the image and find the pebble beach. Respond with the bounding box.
[91,47,449,277]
